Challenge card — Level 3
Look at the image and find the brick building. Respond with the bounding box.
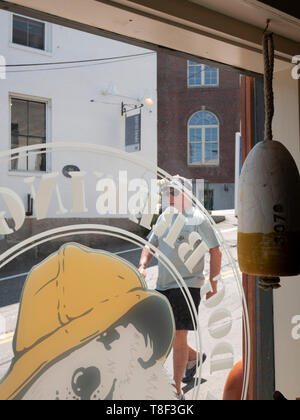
[157,53,241,210]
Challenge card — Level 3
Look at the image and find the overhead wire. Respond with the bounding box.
[1,53,219,76]
[1,52,156,73]
[1,51,155,67]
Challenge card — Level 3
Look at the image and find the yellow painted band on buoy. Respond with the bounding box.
[238,231,300,277]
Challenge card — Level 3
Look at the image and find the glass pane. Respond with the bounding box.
[11,134,28,151]
[205,143,219,162]
[204,66,218,86]
[189,143,202,164]
[189,128,202,143]
[189,111,218,126]
[205,127,218,142]
[13,16,28,46]
[188,65,202,86]
[11,99,28,136]
[11,136,27,171]
[188,61,200,66]
[28,21,45,50]
[29,101,46,137]
[28,137,46,171]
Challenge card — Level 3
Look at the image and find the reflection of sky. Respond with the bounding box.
[190,143,202,163]
[188,62,218,87]
[189,116,219,163]
[189,111,218,126]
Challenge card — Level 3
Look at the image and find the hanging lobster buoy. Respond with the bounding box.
[238,140,300,282]
[237,28,300,290]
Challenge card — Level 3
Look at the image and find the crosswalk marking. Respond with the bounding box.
[0,332,14,345]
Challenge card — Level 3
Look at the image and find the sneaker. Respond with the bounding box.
[182,353,207,384]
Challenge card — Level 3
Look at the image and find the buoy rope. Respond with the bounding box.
[260,24,281,291]
[263,30,275,141]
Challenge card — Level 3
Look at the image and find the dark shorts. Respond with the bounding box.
[156,287,201,331]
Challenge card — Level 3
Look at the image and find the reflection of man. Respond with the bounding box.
[138,176,222,399]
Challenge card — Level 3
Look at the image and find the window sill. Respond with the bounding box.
[8,170,48,177]
[188,162,220,167]
[9,42,53,57]
[187,84,219,89]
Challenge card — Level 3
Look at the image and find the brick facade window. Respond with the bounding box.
[188,111,219,165]
[188,61,219,87]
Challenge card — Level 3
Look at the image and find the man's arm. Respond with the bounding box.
[138,246,154,277]
[139,214,162,277]
[196,215,222,300]
[206,246,222,300]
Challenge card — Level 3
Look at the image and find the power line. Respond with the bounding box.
[0,52,219,79]
[5,64,213,75]
[0,51,155,69]
[5,56,151,74]
[3,53,156,74]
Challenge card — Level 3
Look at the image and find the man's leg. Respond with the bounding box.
[173,330,189,396]
[182,345,206,384]
[188,345,198,361]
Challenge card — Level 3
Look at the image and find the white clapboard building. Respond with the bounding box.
[0,9,157,229]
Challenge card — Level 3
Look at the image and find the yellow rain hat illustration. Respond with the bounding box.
[0,243,175,400]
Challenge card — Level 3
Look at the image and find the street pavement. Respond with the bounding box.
[0,210,244,400]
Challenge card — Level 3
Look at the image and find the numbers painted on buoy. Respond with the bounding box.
[291,315,300,340]
[273,204,286,235]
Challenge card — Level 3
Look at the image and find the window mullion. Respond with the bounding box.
[27,101,29,171]
[202,127,205,163]
[26,20,29,47]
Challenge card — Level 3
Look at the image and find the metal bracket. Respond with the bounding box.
[121,102,144,116]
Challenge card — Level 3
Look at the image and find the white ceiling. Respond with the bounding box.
[189,0,300,43]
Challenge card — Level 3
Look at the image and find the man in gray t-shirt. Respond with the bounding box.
[138,176,222,399]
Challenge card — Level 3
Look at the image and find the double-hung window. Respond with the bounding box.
[11,98,47,172]
[12,14,45,51]
[188,111,219,165]
[188,61,219,87]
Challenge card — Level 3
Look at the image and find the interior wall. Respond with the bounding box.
[272,67,300,400]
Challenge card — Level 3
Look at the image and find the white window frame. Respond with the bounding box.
[188,112,220,166]
[8,93,52,176]
[9,13,53,56]
[187,61,219,87]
